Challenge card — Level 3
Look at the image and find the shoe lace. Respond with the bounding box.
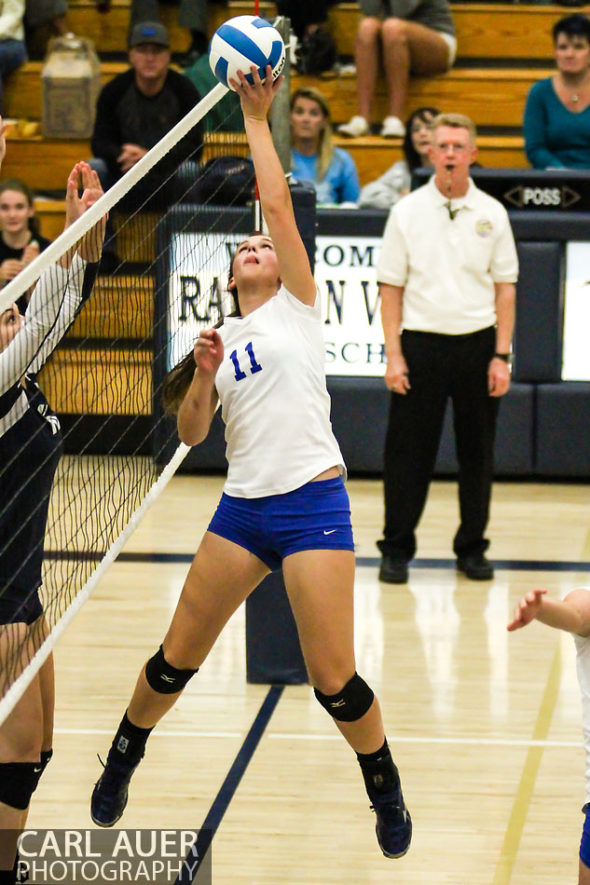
[94,753,133,793]
[370,789,407,824]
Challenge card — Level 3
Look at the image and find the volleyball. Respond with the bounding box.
[209,15,285,91]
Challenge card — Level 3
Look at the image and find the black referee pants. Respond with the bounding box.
[380,325,499,561]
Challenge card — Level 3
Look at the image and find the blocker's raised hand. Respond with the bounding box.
[230,64,283,121]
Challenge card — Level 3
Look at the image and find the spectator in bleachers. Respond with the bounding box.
[291,85,360,205]
[276,1,338,73]
[524,13,590,170]
[0,0,26,115]
[184,49,243,133]
[338,0,455,139]
[89,20,203,267]
[129,0,227,68]
[0,177,51,312]
[359,105,438,208]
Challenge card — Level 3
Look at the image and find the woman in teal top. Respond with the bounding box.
[290,86,360,205]
[524,14,590,169]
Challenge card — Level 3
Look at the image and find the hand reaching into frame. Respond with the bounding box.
[229,64,283,123]
[507,588,547,632]
[62,162,107,264]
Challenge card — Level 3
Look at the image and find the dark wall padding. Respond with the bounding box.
[176,411,227,473]
[513,242,563,383]
[327,378,535,477]
[245,571,308,684]
[327,376,389,474]
[435,383,535,476]
[536,383,590,476]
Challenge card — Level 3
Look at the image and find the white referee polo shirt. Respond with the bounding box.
[376,176,519,335]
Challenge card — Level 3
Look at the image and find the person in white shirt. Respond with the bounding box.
[376,112,518,584]
[508,586,590,885]
[91,63,412,862]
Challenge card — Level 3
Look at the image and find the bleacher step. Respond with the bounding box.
[29,2,582,62]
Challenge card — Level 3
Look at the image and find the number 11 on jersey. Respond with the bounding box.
[229,341,263,381]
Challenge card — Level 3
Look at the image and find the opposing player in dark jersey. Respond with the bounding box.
[0,146,105,884]
[91,67,412,861]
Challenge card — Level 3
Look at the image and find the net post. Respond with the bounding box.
[271,16,292,176]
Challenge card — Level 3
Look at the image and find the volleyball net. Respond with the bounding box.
[0,42,286,723]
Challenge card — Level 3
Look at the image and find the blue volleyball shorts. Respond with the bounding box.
[207,477,355,570]
[581,803,590,869]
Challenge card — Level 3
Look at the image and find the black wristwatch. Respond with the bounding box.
[494,352,510,362]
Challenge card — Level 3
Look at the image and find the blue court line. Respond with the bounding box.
[356,556,590,572]
[175,685,284,884]
[108,551,590,573]
[42,549,590,572]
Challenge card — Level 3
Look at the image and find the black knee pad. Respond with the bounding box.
[314,672,375,722]
[0,762,40,810]
[30,749,53,794]
[145,645,198,694]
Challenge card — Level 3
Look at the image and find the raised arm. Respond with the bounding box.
[232,65,316,305]
[0,257,87,393]
[0,163,106,391]
[177,329,222,446]
[59,162,107,267]
[507,587,590,637]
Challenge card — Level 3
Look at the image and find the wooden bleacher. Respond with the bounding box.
[7,2,585,201]
[24,1,574,62]
[38,276,153,416]
[8,3,587,198]
[16,2,587,417]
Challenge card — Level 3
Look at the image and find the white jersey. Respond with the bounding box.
[573,591,590,804]
[215,286,345,498]
[376,177,519,335]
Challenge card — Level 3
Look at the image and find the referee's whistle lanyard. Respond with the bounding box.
[445,166,462,221]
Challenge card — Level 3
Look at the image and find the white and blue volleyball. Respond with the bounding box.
[209,15,285,91]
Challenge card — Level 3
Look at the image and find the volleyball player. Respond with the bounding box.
[508,587,590,885]
[0,152,105,885]
[91,65,412,860]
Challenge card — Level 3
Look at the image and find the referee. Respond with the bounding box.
[376,113,518,584]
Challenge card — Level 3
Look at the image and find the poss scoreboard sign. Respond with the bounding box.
[413,168,590,212]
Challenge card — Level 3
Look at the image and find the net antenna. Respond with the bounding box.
[0,77,250,727]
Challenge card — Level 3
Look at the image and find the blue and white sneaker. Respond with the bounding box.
[371,782,412,858]
[90,755,139,827]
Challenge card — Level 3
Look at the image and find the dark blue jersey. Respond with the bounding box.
[0,377,63,592]
[0,255,93,621]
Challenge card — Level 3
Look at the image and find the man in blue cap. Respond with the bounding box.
[128,0,227,67]
[89,20,203,267]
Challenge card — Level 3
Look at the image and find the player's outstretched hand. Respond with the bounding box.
[64,162,107,263]
[230,64,282,122]
[507,588,547,632]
